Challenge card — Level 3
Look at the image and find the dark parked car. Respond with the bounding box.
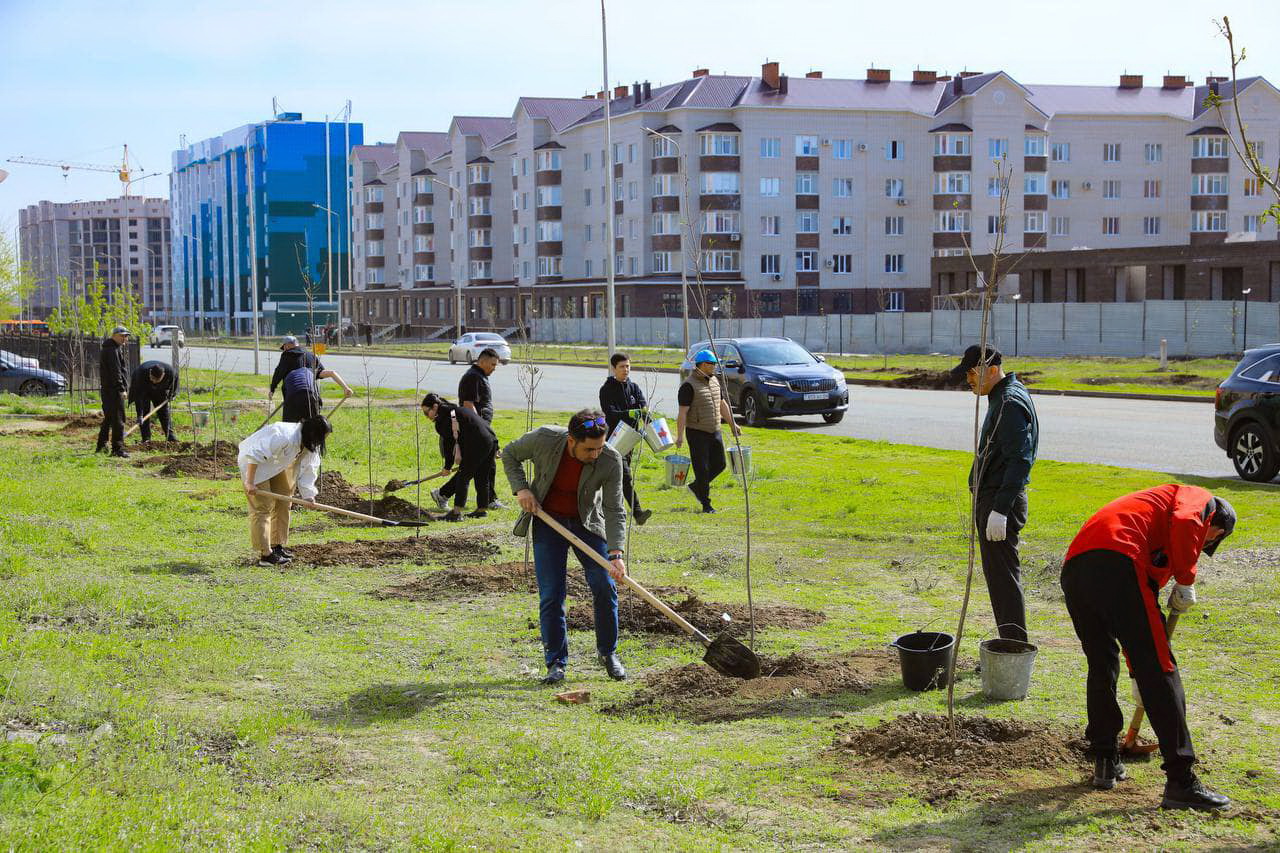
[679,337,848,427]
[0,353,68,396]
[1215,344,1280,481]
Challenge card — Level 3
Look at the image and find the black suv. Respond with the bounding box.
[1215,344,1280,481]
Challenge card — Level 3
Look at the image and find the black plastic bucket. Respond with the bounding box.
[892,631,955,691]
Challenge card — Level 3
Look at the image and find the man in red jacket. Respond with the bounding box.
[1060,484,1235,811]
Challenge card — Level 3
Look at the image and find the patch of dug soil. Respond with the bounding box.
[287,533,499,569]
[881,368,1041,390]
[834,711,1085,780]
[373,561,535,600]
[1080,373,1218,390]
[134,441,240,478]
[605,650,895,722]
[313,472,433,521]
[567,584,825,637]
[59,414,104,430]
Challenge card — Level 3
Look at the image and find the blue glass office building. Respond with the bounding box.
[170,114,363,334]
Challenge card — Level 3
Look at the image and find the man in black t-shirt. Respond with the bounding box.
[452,348,503,509]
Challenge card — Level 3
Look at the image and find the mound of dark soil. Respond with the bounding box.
[315,471,360,505]
[882,369,969,390]
[834,711,1085,776]
[134,441,240,478]
[567,585,825,637]
[287,533,499,569]
[59,415,104,430]
[373,561,535,600]
[1080,373,1217,390]
[606,650,896,722]
[314,472,432,521]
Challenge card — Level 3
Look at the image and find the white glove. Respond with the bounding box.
[1169,583,1196,614]
[1130,679,1143,711]
[985,511,1008,542]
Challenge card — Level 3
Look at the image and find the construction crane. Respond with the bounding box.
[6,144,160,196]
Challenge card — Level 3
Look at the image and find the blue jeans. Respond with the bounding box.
[531,516,619,668]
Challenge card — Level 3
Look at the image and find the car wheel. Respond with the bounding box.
[1231,422,1279,482]
[742,391,768,428]
[18,379,48,397]
[822,411,845,425]
[448,352,456,364]
[467,351,475,363]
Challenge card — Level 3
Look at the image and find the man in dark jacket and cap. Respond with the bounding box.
[598,352,652,524]
[270,335,351,423]
[96,326,132,457]
[127,359,179,442]
[949,344,1039,643]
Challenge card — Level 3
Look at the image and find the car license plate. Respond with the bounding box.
[803,392,827,401]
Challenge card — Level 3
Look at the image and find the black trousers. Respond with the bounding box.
[685,428,725,507]
[134,398,173,441]
[621,451,643,512]
[97,391,126,452]
[282,392,321,423]
[1060,549,1196,781]
[449,439,497,509]
[976,489,1029,642]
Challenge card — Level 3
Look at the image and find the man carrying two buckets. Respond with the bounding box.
[600,352,680,519]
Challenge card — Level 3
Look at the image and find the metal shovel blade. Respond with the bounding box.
[703,633,761,680]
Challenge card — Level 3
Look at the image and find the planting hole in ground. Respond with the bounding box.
[285,533,499,569]
[568,584,825,637]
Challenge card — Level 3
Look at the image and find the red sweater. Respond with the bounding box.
[542,448,583,518]
[1065,484,1216,589]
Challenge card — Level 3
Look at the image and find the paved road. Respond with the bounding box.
[186,346,1233,479]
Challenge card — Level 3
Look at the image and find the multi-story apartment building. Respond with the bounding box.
[170,113,362,334]
[18,196,170,320]
[344,65,1279,327]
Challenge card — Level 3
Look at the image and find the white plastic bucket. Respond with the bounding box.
[190,409,210,428]
[728,445,753,483]
[606,421,644,455]
[979,638,1038,701]
[644,417,676,452]
[665,454,692,487]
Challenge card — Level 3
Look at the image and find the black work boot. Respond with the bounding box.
[1161,774,1231,811]
[634,508,652,526]
[1092,756,1128,790]
[541,663,566,685]
[109,448,130,458]
[599,653,627,680]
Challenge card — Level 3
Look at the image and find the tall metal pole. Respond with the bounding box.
[342,100,351,328]
[600,0,617,354]
[325,113,333,309]
[246,140,261,374]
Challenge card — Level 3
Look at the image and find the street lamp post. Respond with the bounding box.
[642,127,690,352]
[1012,293,1021,357]
[1242,287,1252,352]
[312,202,340,325]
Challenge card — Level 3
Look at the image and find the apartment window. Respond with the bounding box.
[757,292,782,313]
[933,133,971,155]
[363,187,384,203]
[885,215,904,236]
[832,216,853,235]
[795,172,818,195]
[884,254,905,274]
[468,164,491,184]
[536,185,563,206]
[1051,142,1071,162]
[986,215,1006,235]
[1244,215,1261,233]
[581,259,589,278]
[795,250,818,271]
[759,136,781,158]
[699,133,740,155]
[883,291,905,312]
[614,180,623,201]
[1144,143,1163,164]
[796,212,819,233]
[988,138,1009,159]
[700,250,740,273]
[1191,174,1228,195]
[651,136,677,158]
[1024,211,1046,233]
[1143,216,1161,236]
[629,256,638,275]
[469,228,492,247]
[1102,216,1121,236]
[1024,135,1046,156]
[652,252,676,273]
[1191,136,1228,158]
[366,268,383,285]
[613,143,622,164]
[760,253,781,274]
[700,173,740,194]
[1050,216,1070,237]
[1192,211,1227,232]
[414,264,434,282]
[653,213,680,235]
[1050,179,1070,199]
[535,149,562,171]
[536,256,561,277]
[1244,177,1262,197]
[468,196,491,215]
[1139,179,1161,199]
[1103,143,1121,162]
[653,174,677,196]
[470,260,493,279]
[832,139,853,159]
[365,240,384,256]
[987,176,1009,198]
[628,143,637,163]
[522,193,529,210]
[702,211,740,233]
[1024,173,1047,195]
[935,211,970,232]
[365,213,384,229]
[759,177,781,197]
[584,151,592,170]
[796,135,819,156]
[886,139,904,160]
[761,215,781,236]
[584,224,592,242]
[832,254,853,274]
[1102,180,1121,200]
[833,177,853,197]
[535,221,562,242]
[522,226,529,244]
[935,172,971,194]
[885,178,905,198]
[413,234,433,252]
[628,180,638,200]
[583,188,592,206]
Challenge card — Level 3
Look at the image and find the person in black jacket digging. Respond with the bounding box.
[598,352,652,524]
[421,393,499,521]
[269,335,351,418]
[127,360,179,442]
[95,326,132,457]
[444,348,503,510]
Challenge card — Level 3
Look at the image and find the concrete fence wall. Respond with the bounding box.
[531,300,1275,357]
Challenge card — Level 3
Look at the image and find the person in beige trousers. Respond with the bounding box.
[237,415,331,566]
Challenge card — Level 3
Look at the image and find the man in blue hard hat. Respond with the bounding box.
[675,349,740,513]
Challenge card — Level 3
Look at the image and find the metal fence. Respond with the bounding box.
[531,300,1271,357]
[0,333,142,394]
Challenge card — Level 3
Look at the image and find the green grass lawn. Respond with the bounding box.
[1,379,1277,849]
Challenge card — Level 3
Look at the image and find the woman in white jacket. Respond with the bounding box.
[238,415,332,566]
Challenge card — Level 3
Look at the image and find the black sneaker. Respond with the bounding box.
[443,510,463,522]
[634,508,652,526]
[700,504,716,514]
[257,551,288,567]
[466,509,488,519]
[94,443,106,454]
[272,545,295,560]
[541,663,566,685]
[430,488,448,510]
[109,449,130,459]
[165,433,178,443]
[1092,756,1128,790]
[599,653,627,681]
[1161,775,1231,811]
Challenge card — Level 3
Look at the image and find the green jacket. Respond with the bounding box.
[502,425,628,552]
[970,373,1039,514]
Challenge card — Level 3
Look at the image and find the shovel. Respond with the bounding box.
[256,400,284,431]
[384,470,450,493]
[1120,610,1180,756]
[256,490,431,527]
[533,507,761,679]
[124,401,165,439]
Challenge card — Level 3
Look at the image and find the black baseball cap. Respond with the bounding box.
[1203,496,1236,556]
[948,344,1003,382]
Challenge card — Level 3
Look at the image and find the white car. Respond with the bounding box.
[0,349,39,369]
[448,333,511,365]
[149,325,185,348]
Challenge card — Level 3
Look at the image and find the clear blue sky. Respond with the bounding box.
[3,0,1277,228]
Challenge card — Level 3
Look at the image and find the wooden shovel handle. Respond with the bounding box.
[533,508,711,646]
[256,400,284,431]
[1121,612,1180,747]
[326,395,350,417]
[124,401,164,437]
[256,489,384,524]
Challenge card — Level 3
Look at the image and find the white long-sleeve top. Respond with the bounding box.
[237,422,321,500]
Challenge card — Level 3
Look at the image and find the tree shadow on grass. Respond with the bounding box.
[312,678,548,728]
[130,560,213,576]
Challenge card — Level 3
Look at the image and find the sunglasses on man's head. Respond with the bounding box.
[580,416,607,429]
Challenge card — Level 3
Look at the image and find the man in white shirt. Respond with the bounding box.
[238,415,331,566]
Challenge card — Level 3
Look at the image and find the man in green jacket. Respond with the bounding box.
[503,408,629,685]
[949,344,1039,643]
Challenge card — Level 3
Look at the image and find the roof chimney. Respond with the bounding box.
[761,61,780,89]
[913,69,938,85]
[952,76,963,95]
[613,84,628,98]
[958,70,983,78]
[596,90,606,100]
[632,81,641,106]
[581,94,594,99]
[805,70,823,79]
[642,80,651,100]
[692,68,710,78]
[866,68,890,83]
[779,74,788,95]
[1119,74,1143,89]
[1162,74,1188,89]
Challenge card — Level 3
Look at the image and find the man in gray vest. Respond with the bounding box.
[674,348,740,513]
